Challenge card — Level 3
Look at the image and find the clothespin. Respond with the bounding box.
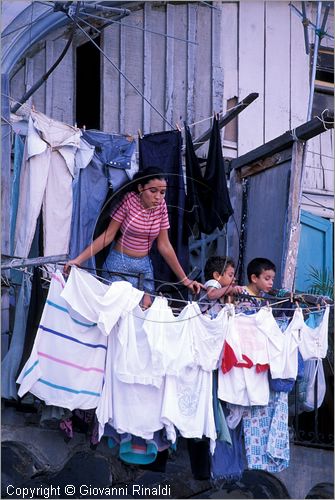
[290,292,293,303]
[138,129,143,140]
[317,303,321,311]
[295,300,301,310]
[82,124,86,131]
[175,122,181,132]
[227,295,231,304]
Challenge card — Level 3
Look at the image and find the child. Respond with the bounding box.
[236,257,276,312]
[200,256,244,317]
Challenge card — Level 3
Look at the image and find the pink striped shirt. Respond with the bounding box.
[111,192,170,253]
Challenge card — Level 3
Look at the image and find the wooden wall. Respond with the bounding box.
[7,1,334,218]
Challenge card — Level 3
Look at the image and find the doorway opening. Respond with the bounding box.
[76,36,101,129]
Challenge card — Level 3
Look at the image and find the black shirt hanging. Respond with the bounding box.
[184,116,233,235]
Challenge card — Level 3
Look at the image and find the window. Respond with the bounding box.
[311,45,334,116]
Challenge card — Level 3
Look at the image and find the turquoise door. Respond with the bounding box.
[295,210,333,293]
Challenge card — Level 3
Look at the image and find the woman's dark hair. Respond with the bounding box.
[204,256,235,282]
[131,167,167,193]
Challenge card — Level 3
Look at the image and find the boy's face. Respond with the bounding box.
[251,269,275,293]
[214,265,236,287]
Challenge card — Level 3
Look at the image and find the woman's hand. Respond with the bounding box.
[63,259,81,276]
[183,278,205,295]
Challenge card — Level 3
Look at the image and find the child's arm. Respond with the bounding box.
[206,285,245,300]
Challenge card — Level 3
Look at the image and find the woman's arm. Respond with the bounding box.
[156,229,203,294]
[64,218,121,273]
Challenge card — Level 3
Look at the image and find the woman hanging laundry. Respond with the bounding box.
[64,167,203,308]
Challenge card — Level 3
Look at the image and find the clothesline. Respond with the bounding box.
[3,264,332,313]
[3,91,235,143]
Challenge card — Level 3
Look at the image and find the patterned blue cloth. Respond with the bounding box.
[242,391,289,472]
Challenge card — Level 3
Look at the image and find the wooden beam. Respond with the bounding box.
[281,140,304,291]
[192,92,259,151]
[231,111,334,170]
[239,148,292,179]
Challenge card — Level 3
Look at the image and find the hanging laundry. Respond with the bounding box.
[83,130,136,191]
[184,123,209,236]
[210,403,245,484]
[242,391,290,473]
[184,116,233,236]
[114,303,163,388]
[160,302,229,454]
[18,267,47,373]
[10,134,25,256]
[104,425,171,466]
[1,273,32,400]
[218,307,285,406]
[268,307,306,385]
[299,305,329,360]
[60,266,143,337]
[96,300,169,441]
[139,130,189,290]
[58,268,163,442]
[10,134,29,285]
[142,296,195,379]
[16,271,106,409]
[291,308,330,413]
[14,110,86,257]
[69,129,136,272]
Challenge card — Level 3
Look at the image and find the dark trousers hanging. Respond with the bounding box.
[139,130,189,293]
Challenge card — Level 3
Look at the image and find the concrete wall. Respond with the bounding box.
[277,444,334,499]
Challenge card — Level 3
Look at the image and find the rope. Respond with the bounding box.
[315,109,334,131]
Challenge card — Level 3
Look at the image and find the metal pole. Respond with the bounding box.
[306,2,322,121]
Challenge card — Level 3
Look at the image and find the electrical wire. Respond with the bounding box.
[302,193,334,211]
[1,5,54,38]
[10,2,81,114]
[78,11,198,45]
[289,2,334,40]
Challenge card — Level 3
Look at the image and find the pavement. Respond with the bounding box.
[1,434,292,499]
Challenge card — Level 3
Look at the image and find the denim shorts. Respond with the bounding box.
[102,249,155,293]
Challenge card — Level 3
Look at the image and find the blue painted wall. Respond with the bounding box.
[295,210,333,292]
